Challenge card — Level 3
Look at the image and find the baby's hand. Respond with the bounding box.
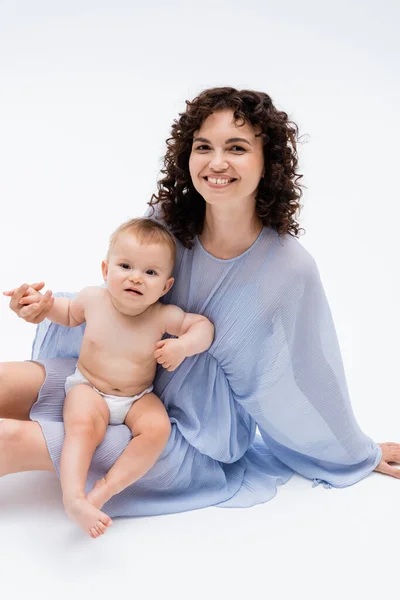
[3,282,54,323]
[154,338,187,372]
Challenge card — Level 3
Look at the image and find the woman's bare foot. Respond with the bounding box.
[65,497,113,538]
[86,477,114,510]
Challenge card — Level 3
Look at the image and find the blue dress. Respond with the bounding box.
[30,226,382,517]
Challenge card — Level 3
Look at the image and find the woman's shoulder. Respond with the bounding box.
[271,231,319,279]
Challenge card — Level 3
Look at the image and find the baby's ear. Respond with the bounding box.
[101,260,109,282]
[162,277,174,296]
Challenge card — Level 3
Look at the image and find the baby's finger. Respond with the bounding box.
[31,299,54,323]
[154,349,164,359]
[20,288,51,306]
[34,292,54,317]
[19,294,41,306]
[154,340,165,349]
[20,303,41,319]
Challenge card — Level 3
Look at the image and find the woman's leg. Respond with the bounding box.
[0,362,53,475]
[60,384,113,538]
[0,361,45,420]
[0,419,55,475]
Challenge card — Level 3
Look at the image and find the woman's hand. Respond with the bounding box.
[374,443,400,478]
[3,282,54,324]
[154,338,186,372]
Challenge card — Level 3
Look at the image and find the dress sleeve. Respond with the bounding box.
[222,255,382,488]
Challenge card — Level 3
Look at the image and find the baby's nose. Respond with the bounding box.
[129,271,142,282]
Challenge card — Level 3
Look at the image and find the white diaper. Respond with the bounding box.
[65,367,154,425]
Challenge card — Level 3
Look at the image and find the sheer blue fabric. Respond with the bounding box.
[30,225,382,517]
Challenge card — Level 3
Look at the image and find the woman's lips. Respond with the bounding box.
[203,177,237,189]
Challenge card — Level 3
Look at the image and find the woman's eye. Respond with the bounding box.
[230,146,246,152]
[195,145,210,151]
[146,269,157,276]
[120,264,130,270]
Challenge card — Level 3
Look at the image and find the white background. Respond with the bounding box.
[0,0,399,598]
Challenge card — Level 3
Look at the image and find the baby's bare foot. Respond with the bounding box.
[65,497,113,538]
[87,477,113,510]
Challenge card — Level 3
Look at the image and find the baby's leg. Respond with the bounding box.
[87,392,171,510]
[61,384,113,538]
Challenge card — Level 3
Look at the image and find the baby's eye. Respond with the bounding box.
[119,263,130,270]
[146,269,157,276]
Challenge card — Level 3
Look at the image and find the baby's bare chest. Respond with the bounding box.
[83,302,164,360]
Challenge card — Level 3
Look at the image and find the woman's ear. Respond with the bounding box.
[101,260,109,282]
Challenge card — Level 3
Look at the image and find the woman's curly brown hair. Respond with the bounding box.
[149,86,305,248]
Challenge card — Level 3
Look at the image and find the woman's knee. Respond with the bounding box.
[0,361,45,420]
[0,419,54,473]
[0,419,26,446]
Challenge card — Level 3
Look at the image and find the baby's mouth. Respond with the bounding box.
[124,288,143,296]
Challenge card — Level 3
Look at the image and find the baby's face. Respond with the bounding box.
[102,233,174,314]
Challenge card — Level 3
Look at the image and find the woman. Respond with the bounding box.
[1,87,399,518]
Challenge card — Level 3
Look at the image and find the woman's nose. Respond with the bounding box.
[208,153,229,170]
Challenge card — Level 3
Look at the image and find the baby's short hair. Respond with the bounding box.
[108,217,177,267]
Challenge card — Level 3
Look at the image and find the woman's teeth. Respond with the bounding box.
[205,177,235,186]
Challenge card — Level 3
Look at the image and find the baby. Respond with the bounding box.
[5,218,214,538]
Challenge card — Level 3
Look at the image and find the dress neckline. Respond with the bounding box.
[194,227,265,263]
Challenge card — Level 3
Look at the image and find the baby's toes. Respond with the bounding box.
[100,515,113,528]
[95,522,107,535]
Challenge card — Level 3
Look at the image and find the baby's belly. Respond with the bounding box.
[78,349,156,396]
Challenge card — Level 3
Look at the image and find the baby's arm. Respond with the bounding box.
[18,286,94,327]
[154,305,214,371]
[45,290,88,327]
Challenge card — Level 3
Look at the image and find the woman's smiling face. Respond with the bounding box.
[189,109,265,208]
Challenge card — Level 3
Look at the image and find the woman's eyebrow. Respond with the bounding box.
[193,136,253,146]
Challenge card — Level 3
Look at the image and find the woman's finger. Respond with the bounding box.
[8,284,30,311]
[380,442,400,464]
[30,282,45,291]
[4,281,44,300]
[376,462,400,479]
